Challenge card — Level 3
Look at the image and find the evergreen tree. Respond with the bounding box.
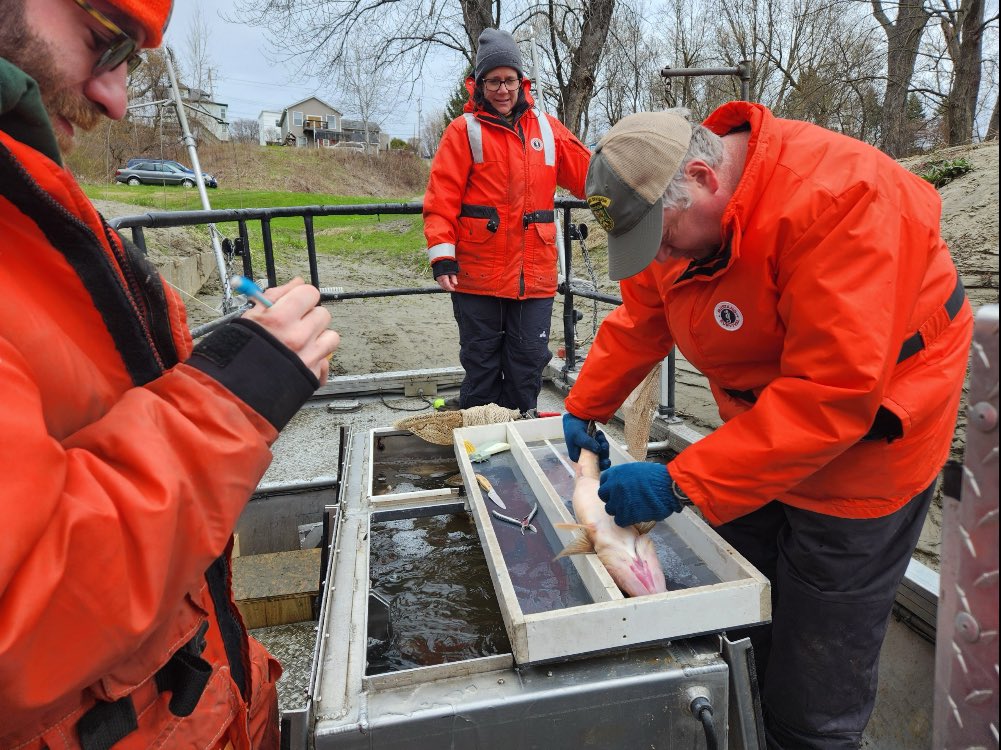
[444,68,473,122]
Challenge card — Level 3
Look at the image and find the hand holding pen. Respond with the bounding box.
[236,276,340,382]
[230,275,274,308]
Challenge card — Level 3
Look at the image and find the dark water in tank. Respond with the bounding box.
[366,512,509,674]
[370,457,463,496]
[471,450,594,614]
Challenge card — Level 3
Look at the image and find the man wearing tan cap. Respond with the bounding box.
[1,1,339,747]
[563,105,972,747]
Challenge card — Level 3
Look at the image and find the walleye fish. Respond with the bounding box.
[555,449,668,597]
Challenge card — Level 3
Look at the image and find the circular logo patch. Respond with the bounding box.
[531,138,544,151]
[714,301,743,331]
[587,195,615,231]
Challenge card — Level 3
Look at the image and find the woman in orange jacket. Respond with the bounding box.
[423,28,590,413]
[564,106,972,747]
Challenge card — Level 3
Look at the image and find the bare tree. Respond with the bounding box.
[932,0,998,144]
[232,0,494,72]
[233,0,615,139]
[230,119,261,144]
[263,126,282,145]
[658,0,719,113]
[870,0,933,155]
[988,92,1000,137]
[534,0,618,136]
[183,7,219,95]
[335,42,408,150]
[592,0,665,130]
[420,110,450,157]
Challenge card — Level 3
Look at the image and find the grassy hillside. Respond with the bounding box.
[69,138,429,199]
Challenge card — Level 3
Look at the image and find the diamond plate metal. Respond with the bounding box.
[933,304,999,749]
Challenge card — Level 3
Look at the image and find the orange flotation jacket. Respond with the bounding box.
[565,101,973,526]
[423,79,591,298]
[0,61,314,749]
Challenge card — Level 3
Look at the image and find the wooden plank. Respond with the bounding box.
[231,548,322,629]
[454,424,530,660]
[364,654,514,692]
[520,577,767,663]
[232,548,322,600]
[236,594,315,630]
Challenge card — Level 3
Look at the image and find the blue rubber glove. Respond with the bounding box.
[597,463,684,527]
[563,413,611,470]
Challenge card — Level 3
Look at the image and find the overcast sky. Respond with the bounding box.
[164,0,453,142]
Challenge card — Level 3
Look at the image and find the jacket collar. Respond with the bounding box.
[0,57,62,166]
[703,101,781,261]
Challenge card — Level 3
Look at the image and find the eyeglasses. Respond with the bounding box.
[482,77,521,92]
[72,0,143,76]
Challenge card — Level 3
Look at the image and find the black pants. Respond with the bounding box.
[715,482,935,749]
[450,292,553,413]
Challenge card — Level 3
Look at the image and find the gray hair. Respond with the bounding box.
[661,108,724,211]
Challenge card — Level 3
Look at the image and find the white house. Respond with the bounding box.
[258,109,282,146]
[176,85,229,142]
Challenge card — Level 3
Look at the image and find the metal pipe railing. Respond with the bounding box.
[109,198,680,418]
[660,61,752,102]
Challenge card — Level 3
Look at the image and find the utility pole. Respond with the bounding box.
[165,47,233,311]
[416,96,422,156]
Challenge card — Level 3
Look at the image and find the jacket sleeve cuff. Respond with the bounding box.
[432,259,459,279]
[427,242,456,265]
[187,318,319,431]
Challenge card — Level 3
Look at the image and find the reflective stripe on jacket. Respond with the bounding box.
[423,79,590,298]
[565,101,973,525]
[0,120,280,748]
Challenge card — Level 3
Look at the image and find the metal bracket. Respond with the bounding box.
[404,379,438,397]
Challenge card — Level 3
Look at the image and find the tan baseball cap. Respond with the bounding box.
[585,111,692,280]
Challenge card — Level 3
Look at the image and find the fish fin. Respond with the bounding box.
[633,521,658,535]
[553,522,587,530]
[554,530,595,559]
[463,440,475,455]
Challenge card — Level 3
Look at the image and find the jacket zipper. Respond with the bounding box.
[7,152,166,370]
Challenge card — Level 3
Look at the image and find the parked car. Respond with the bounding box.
[332,141,367,154]
[116,159,218,188]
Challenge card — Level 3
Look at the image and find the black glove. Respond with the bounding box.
[597,463,684,527]
[432,258,459,279]
[563,413,611,470]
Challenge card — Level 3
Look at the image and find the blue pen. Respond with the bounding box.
[230,275,273,308]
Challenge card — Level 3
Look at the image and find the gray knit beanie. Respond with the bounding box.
[474,28,524,81]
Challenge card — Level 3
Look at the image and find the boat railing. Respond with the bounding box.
[109,198,686,420]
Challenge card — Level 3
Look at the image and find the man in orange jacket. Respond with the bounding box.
[424,28,590,413]
[563,107,972,747]
[0,1,340,747]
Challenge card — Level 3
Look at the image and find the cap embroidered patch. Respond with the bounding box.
[587,195,615,231]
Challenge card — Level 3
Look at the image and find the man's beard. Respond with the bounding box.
[0,2,103,154]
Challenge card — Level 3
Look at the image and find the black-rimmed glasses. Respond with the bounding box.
[72,0,143,75]
[482,77,521,92]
